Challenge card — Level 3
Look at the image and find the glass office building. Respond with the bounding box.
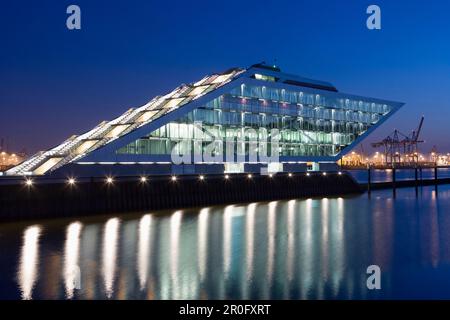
[5,63,403,177]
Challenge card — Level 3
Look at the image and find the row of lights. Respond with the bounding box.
[23,171,342,187]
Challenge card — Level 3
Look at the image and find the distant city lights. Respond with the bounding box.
[341,150,450,166]
[0,151,25,169]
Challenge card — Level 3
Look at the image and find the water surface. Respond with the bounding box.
[349,167,450,183]
[1,185,450,300]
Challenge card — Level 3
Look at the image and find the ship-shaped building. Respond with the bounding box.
[5,63,403,177]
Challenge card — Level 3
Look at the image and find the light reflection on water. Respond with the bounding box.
[17,225,41,300]
[349,167,450,183]
[102,218,120,299]
[137,215,151,291]
[63,222,82,299]
[3,185,450,299]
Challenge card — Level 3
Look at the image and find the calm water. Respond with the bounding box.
[2,185,450,300]
[349,167,450,183]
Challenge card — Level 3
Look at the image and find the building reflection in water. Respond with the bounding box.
[18,187,450,300]
[319,198,329,299]
[137,214,152,291]
[17,225,42,300]
[79,224,99,299]
[243,203,256,299]
[198,208,209,283]
[286,200,296,287]
[265,201,277,299]
[170,211,182,299]
[298,198,313,299]
[222,205,235,281]
[331,197,345,296]
[63,222,83,299]
[102,218,120,298]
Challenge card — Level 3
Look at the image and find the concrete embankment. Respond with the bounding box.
[0,172,361,222]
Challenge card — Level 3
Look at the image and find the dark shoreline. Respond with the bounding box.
[2,172,449,223]
[0,172,360,222]
[360,177,450,190]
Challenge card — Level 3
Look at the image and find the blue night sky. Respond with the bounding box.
[1,0,449,155]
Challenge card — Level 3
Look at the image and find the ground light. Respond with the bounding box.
[323,172,327,176]
[224,174,230,180]
[306,172,310,176]
[140,176,147,183]
[171,176,177,182]
[67,178,76,185]
[199,175,205,181]
[288,173,293,177]
[338,171,342,175]
[247,174,252,179]
[269,173,273,178]
[106,177,114,184]
[24,178,33,187]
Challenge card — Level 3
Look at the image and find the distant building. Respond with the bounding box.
[5,63,403,177]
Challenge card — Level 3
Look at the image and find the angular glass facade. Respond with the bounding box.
[6,64,402,176]
[117,83,393,159]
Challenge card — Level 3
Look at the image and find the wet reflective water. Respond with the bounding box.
[2,185,450,300]
[349,167,450,183]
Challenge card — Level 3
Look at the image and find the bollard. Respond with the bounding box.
[435,165,438,184]
[435,165,438,194]
[392,167,396,198]
[392,167,396,188]
[415,166,418,196]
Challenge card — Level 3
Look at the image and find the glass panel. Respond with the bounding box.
[117,84,396,158]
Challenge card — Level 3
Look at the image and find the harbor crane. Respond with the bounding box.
[371,116,424,165]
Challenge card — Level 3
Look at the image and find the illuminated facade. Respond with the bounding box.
[5,63,403,177]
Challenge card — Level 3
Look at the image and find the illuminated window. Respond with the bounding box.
[75,140,99,155]
[137,110,158,123]
[254,74,276,82]
[162,98,185,110]
[189,85,209,97]
[105,125,130,139]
